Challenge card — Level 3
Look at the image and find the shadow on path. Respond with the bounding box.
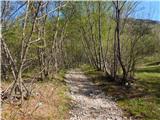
[65,69,130,120]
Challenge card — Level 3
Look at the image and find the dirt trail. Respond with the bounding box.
[65,69,130,120]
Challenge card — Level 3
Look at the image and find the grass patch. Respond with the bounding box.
[80,64,96,74]
[146,61,160,66]
[140,54,160,65]
[136,65,160,73]
[118,65,160,120]
[118,98,160,120]
[80,64,104,77]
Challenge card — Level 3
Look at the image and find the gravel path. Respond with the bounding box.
[65,69,131,120]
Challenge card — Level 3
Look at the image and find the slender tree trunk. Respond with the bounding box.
[114,1,127,84]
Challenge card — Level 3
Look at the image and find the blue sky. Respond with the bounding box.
[130,1,160,21]
[8,1,160,22]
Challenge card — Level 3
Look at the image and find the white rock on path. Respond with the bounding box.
[65,69,133,120]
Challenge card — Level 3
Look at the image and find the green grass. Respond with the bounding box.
[80,64,96,74]
[119,98,160,120]
[141,54,160,65]
[80,64,104,77]
[118,65,160,120]
[46,69,71,120]
[136,65,160,73]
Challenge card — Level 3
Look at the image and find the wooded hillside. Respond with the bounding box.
[1,1,160,120]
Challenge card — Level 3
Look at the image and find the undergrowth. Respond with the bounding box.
[2,70,71,120]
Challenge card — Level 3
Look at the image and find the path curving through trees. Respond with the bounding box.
[65,69,130,120]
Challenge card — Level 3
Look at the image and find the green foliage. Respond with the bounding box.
[3,22,22,58]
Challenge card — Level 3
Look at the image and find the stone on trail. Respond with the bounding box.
[65,69,132,120]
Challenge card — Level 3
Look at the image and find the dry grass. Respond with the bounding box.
[2,79,71,120]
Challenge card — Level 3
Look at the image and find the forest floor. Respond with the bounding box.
[65,68,130,120]
[1,63,159,120]
[1,72,71,120]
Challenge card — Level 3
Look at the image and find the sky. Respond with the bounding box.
[5,1,160,22]
[130,1,160,21]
